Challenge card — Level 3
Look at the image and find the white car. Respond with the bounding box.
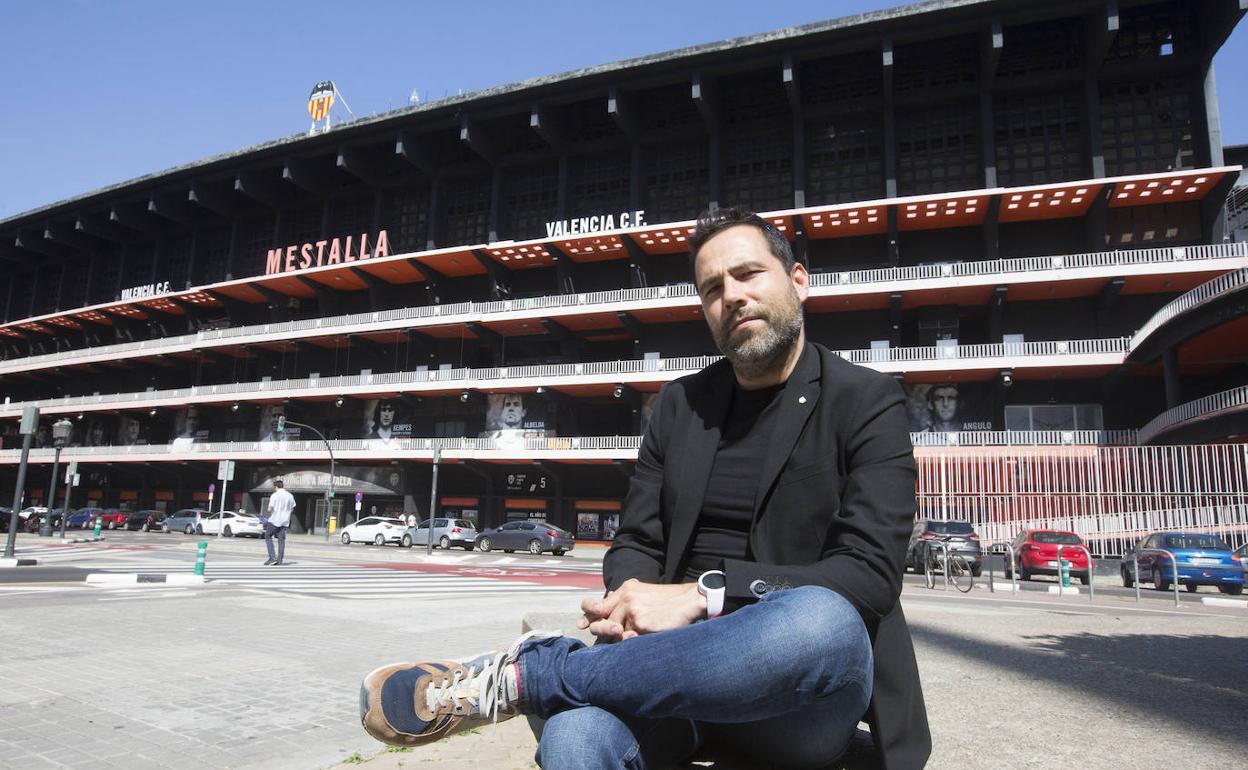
[199,511,265,538]
[339,516,407,546]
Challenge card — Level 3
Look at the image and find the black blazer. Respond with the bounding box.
[604,343,931,770]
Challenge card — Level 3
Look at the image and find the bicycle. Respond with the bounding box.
[922,537,974,593]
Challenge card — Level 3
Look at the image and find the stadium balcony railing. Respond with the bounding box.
[1128,266,1248,353]
[0,338,1131,418]
[0,242,1242,377]
[1137,384,1248,445]
[0,429,1143,465]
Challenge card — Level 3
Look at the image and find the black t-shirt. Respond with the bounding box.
[683,380,785,581]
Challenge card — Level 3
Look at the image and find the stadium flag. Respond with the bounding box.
[308,81,336,122]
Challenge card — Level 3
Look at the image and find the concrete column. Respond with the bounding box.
[1162,347,1182,410]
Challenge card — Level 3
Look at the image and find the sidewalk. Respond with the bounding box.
[331,588,1248,770]
[178,533,608,565]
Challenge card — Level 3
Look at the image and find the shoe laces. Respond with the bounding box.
[425,629,559,730]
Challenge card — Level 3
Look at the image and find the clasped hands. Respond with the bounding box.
[576,578,707,642]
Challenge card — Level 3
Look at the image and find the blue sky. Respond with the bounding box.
[2,0,1245,220]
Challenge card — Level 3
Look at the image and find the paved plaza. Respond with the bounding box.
[0,535,1244,769]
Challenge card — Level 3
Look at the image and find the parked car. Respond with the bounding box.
[163,509,208,534]
[475,520,575,555]
[125,510,165,531]
[18,506,47,524]
[95,508,130,529]
[904,519,983,576]
[23,508,65,533]
[406,518,479,550]
[0,507,12,532]
[1122,532,1244,595]
[339,516,407,546]
[1005,529,1090,585]
[199,511,265,538]
[67,507,103,529]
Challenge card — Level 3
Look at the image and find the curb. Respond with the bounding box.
[1046,585,1081,595]
[1200,596,1248,608]
[61,536,106,544]
[0,557,39,568]
[85,573,206,585]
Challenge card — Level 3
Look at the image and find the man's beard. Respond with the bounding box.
[712,291,804,380]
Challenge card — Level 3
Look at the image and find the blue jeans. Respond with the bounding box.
[523,586,873,770]
[264,523,287,563]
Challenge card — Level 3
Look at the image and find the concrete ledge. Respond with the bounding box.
[1047,586,1081,595]
[991,581,1019,592]
[0,557,39,568]
[522,612,594,645]
[1200,596,1248,608]
[86,573,206,585]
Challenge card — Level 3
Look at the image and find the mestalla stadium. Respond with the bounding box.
[1,0,1245,555]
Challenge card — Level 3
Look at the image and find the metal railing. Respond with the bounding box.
[0,434,646,462]
[1137,385,1248,444]
[832,337,1129,364]
[1156,549,1182,608]
[0,339,1129,416]
[911,429,1137,447]
[1055,544,1094,602]
[984,542,1018,594]
[0,430,1165,465]
[811,242,1246,289]
[1129,266,1248,352]
[3,242,1242,375]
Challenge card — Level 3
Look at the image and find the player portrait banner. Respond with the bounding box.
[904,383,994,433]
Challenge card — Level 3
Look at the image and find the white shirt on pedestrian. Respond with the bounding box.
[267,488,296,527]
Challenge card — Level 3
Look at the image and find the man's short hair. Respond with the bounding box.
[926,384,959,408]
[687,207,796,276]
[274,480,284,488]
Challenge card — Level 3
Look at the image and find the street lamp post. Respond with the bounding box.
[277,418,335,537]
[40,419,72,537]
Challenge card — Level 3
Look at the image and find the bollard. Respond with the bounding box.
[328,515,337,535]
[92,517,102,539]
[1060,559,1071,587]
[195,540,208,576]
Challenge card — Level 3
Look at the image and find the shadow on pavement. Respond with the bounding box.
[910,622,1248,748]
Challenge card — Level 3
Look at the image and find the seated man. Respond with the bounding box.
[359,208,931,769]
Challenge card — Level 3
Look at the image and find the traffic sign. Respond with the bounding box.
[354,492,363,503]
[209,483,216,494]
[217,460,235,481]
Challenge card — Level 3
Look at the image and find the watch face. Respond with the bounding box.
[701,572,726,590]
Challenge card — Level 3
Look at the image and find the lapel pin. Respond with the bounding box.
[798,396,807,404]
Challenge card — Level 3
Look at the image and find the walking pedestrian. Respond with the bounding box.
[265,480,295,566]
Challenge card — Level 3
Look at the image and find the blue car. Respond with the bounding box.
[1122,532,1244,595]
[67,507,102,528]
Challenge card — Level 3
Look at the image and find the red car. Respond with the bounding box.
[1005,529,1091,585]
[92,508,130,529]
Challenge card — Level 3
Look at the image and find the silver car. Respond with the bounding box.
[406,518,479,550]
[475,520,575,556]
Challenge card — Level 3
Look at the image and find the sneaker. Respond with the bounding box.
[263,559,276,566]
[359,629,557,747]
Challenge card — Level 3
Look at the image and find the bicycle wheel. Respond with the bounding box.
[924,553,937,589]
[950,554,974,593]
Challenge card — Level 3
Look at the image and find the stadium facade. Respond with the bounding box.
[1,0,1246,554]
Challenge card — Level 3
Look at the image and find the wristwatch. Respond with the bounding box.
[697,570,726,619]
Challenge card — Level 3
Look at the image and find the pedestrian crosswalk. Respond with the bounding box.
[90,562,598,600]
[7,541,172,565]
